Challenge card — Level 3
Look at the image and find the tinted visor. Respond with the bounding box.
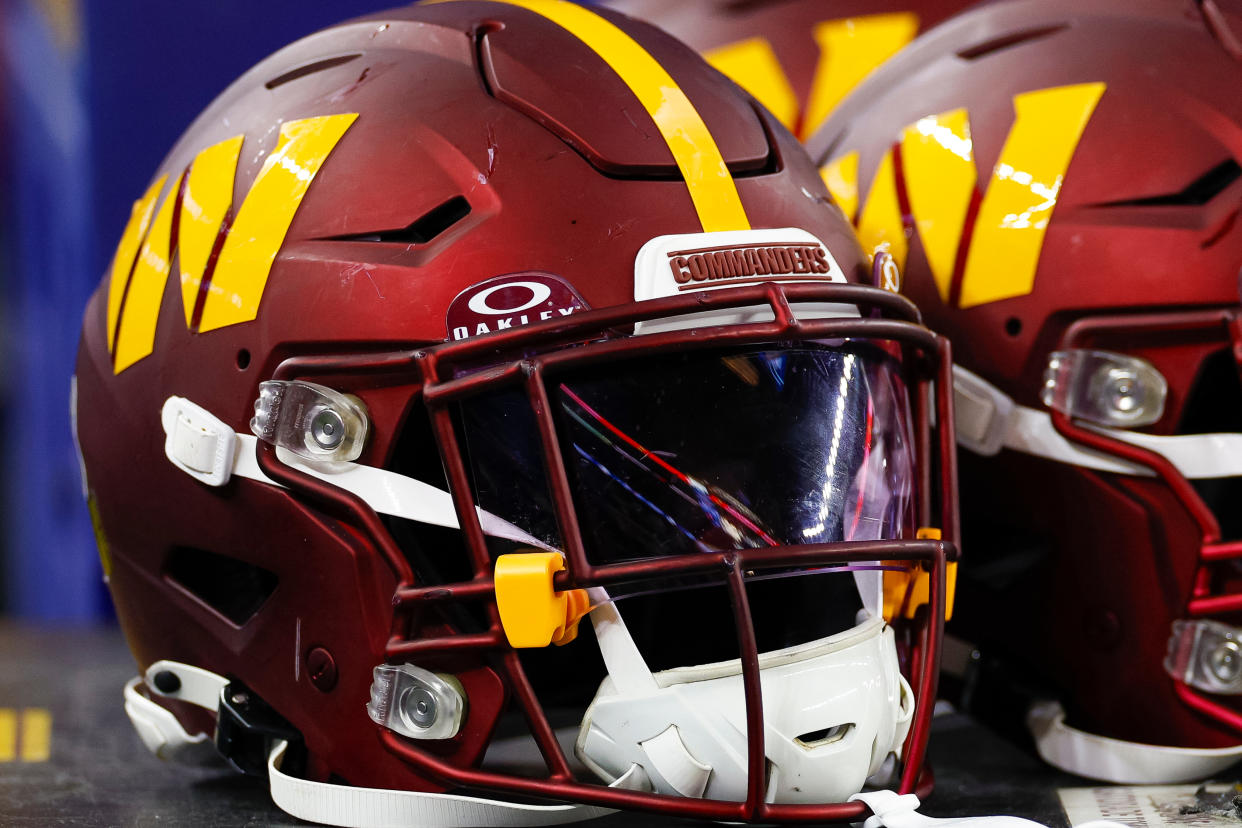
[459,343,916,565]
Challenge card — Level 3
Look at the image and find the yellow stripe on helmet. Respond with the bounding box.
[487,0,751,232]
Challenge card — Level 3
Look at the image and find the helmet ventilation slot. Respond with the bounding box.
[317,196,472,245]
[264,54,361,90]
[955,25,1069,61]
[794,723,853,750]
[1092,159,1241,208]
[164,547,278,626]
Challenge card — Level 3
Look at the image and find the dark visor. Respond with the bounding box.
[457,342,916,567]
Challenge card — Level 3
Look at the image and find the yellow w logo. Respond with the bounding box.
[105,113,357,373]
[821,83,1104,308]
[702,13,920,141]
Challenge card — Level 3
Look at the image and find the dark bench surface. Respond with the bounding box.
[0,623,1088,827]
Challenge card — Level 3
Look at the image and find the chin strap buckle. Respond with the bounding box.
[162,396,238,486]
[215,681,304,778]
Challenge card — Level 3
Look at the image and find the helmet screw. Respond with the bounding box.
[1210,639,1242,685]
[310,408,346,450]
[307,647,338,692]
[401,686,439,729]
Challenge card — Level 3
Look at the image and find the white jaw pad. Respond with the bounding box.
[577,614,913,805]
[1027,700,1242,784]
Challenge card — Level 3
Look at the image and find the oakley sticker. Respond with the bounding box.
[822,82,1104,309]
[446,273,589,341]
[634,228,845,303]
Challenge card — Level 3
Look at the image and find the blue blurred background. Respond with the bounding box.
[1,1,383,622]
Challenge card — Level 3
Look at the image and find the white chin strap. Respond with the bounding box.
[124,662,1139,828]
[1027,700,1242,784]
[953,366,1242,479]
[955,370,1242,779]
[124,660,614,827]
[265,740,610,828]
[160,396,553,550]
[851,790,1131,828]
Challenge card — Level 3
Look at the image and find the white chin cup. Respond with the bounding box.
[576,615,914,804]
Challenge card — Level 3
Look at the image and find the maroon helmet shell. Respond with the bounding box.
[602,0,977,141]
[810,0,1242,783]
[75,1,958,825]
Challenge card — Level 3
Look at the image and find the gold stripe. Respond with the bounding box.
[198,114,357,333]
[703,37,798,132]
[20,709,51,762]
[0,709,14,761]
[106,176,167,351]
[960,82,1105,308]
[487,0,750,232]
[804,14,919,139]
[114,176,178,373]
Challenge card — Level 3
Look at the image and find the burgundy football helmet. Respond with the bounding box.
[74,1,957,825]
[602,0,975,141]
[811,0,1242,784]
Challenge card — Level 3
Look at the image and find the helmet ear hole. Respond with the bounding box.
[236,349,251,370]
[1004,317,1022,337]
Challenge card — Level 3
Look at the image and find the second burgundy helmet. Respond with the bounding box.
[74,1,957,824]
[602,0,976,141]
[811,0,1242,784]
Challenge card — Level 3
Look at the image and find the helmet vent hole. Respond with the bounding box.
[264,54,361,90]
[1004,317,1022,337]
[318,196,472,245]
[236,349,251,370]
[1093,159,1242,208]
[956,25,1069,61]
[794,723,853,749]
[164,547,278,626]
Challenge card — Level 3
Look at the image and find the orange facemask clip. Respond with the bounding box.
[494,551,592,648]
[881,527,957,622]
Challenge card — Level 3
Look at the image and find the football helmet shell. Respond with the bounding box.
[602,0,975,140]
[811,0,1242,783]
[76,1,958,823]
